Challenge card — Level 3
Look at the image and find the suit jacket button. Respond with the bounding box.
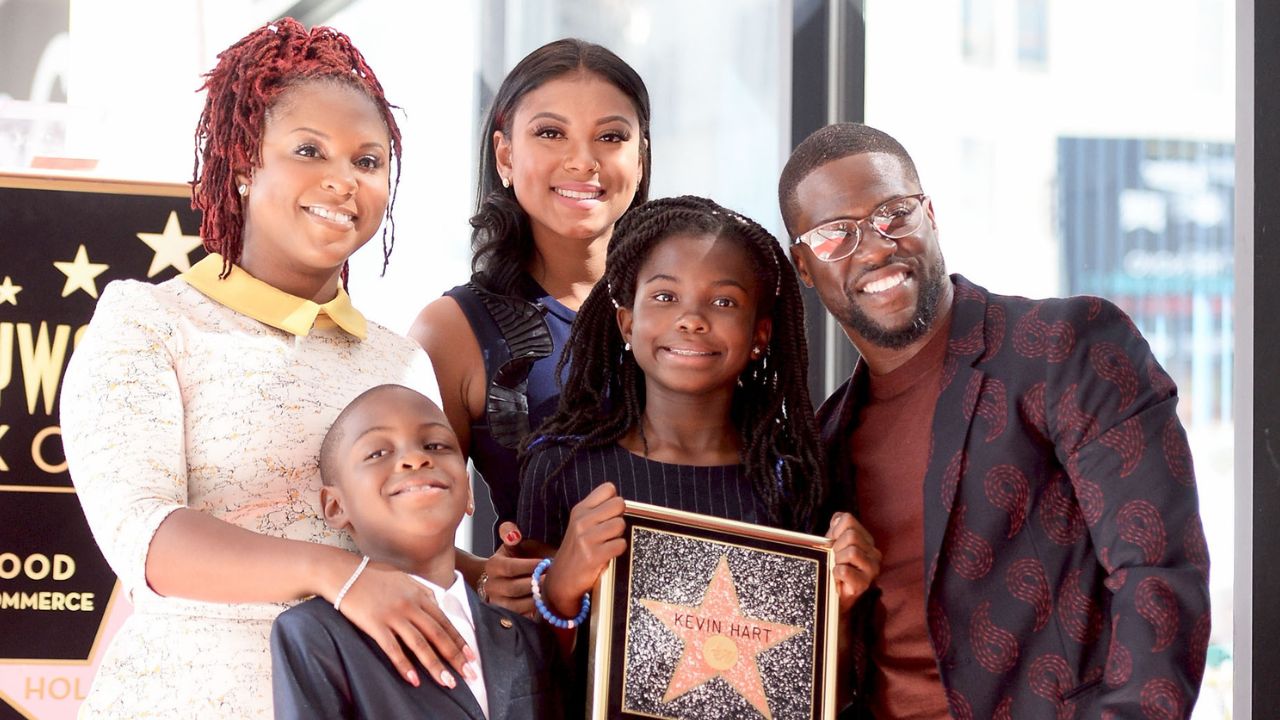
[500,617,514,628]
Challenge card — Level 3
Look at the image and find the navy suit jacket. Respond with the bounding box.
[271,588,566,719]
[822,276,1210,719]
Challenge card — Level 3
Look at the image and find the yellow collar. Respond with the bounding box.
[180,254,367,339]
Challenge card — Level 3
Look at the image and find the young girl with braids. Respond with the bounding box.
[61,19,472,718]
[409,39,651,615]
[515,197,881,692]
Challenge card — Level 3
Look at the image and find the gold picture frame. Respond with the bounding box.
[588,501,838,720]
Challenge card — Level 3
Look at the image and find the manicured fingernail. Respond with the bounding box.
[407,670,420,687]
[464,663,479,681]
[440,670,456,688]
[505,529,521,544]
[464,645,479,662]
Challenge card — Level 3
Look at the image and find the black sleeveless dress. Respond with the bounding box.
[443,276,575,544]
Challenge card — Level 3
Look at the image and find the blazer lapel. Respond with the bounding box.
[470,587,519,720]
[436,668,487,720]
[922,276,989,594]
[820,366,868,518]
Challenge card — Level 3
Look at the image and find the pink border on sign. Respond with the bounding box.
[0,584,131,719]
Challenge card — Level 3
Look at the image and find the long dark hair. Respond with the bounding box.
[524,196,824,532]
[470,38,652,296]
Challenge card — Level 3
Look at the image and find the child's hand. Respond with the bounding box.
[481,522,544,618]
[334,558,479,689]
[542,482,627,618]
[828,512,881,614]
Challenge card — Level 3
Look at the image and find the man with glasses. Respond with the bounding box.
[779,123,1209,719]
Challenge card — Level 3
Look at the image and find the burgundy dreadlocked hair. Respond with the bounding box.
[191,17,403,282]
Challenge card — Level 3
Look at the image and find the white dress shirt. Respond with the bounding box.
[412,571,489,718]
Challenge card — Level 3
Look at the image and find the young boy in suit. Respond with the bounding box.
[271,384,565,719]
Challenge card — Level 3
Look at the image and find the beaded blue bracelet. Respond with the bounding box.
[530,557,590,629]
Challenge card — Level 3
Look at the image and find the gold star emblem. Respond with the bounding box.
[136,211,202,277]
[638,555,803,719]
[0,276,21,306]
[53,245,110,298]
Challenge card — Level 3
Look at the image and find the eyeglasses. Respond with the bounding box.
[791,193,928,262]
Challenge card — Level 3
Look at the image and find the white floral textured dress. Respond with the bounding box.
[59,255,439,719]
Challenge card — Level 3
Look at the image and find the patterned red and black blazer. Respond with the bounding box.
[819,275,1210,720]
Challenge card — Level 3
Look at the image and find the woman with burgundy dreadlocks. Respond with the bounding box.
[61,19,472,717]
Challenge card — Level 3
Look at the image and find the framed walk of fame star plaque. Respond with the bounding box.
[588,501,838,720]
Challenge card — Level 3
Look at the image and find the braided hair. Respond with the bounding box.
[524,196,824,532]
[191,17,403,282]
[470,38,652,296]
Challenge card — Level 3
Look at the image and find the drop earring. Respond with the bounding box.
[624,342,631,352]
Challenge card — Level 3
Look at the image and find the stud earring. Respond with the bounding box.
[501,175,510,189]
[624,342,631,352]
[751,346,763,358]
[237,183,248,196]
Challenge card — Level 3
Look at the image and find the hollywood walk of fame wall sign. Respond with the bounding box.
[0,172,202,720]
[589,501,838,720]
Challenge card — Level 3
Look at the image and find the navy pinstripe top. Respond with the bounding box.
[517,441,766,547]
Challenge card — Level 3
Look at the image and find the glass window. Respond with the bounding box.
[962,0,996,64]
[1016,0,1049,67]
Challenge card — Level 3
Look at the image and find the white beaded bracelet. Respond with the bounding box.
[333,555,370,612]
